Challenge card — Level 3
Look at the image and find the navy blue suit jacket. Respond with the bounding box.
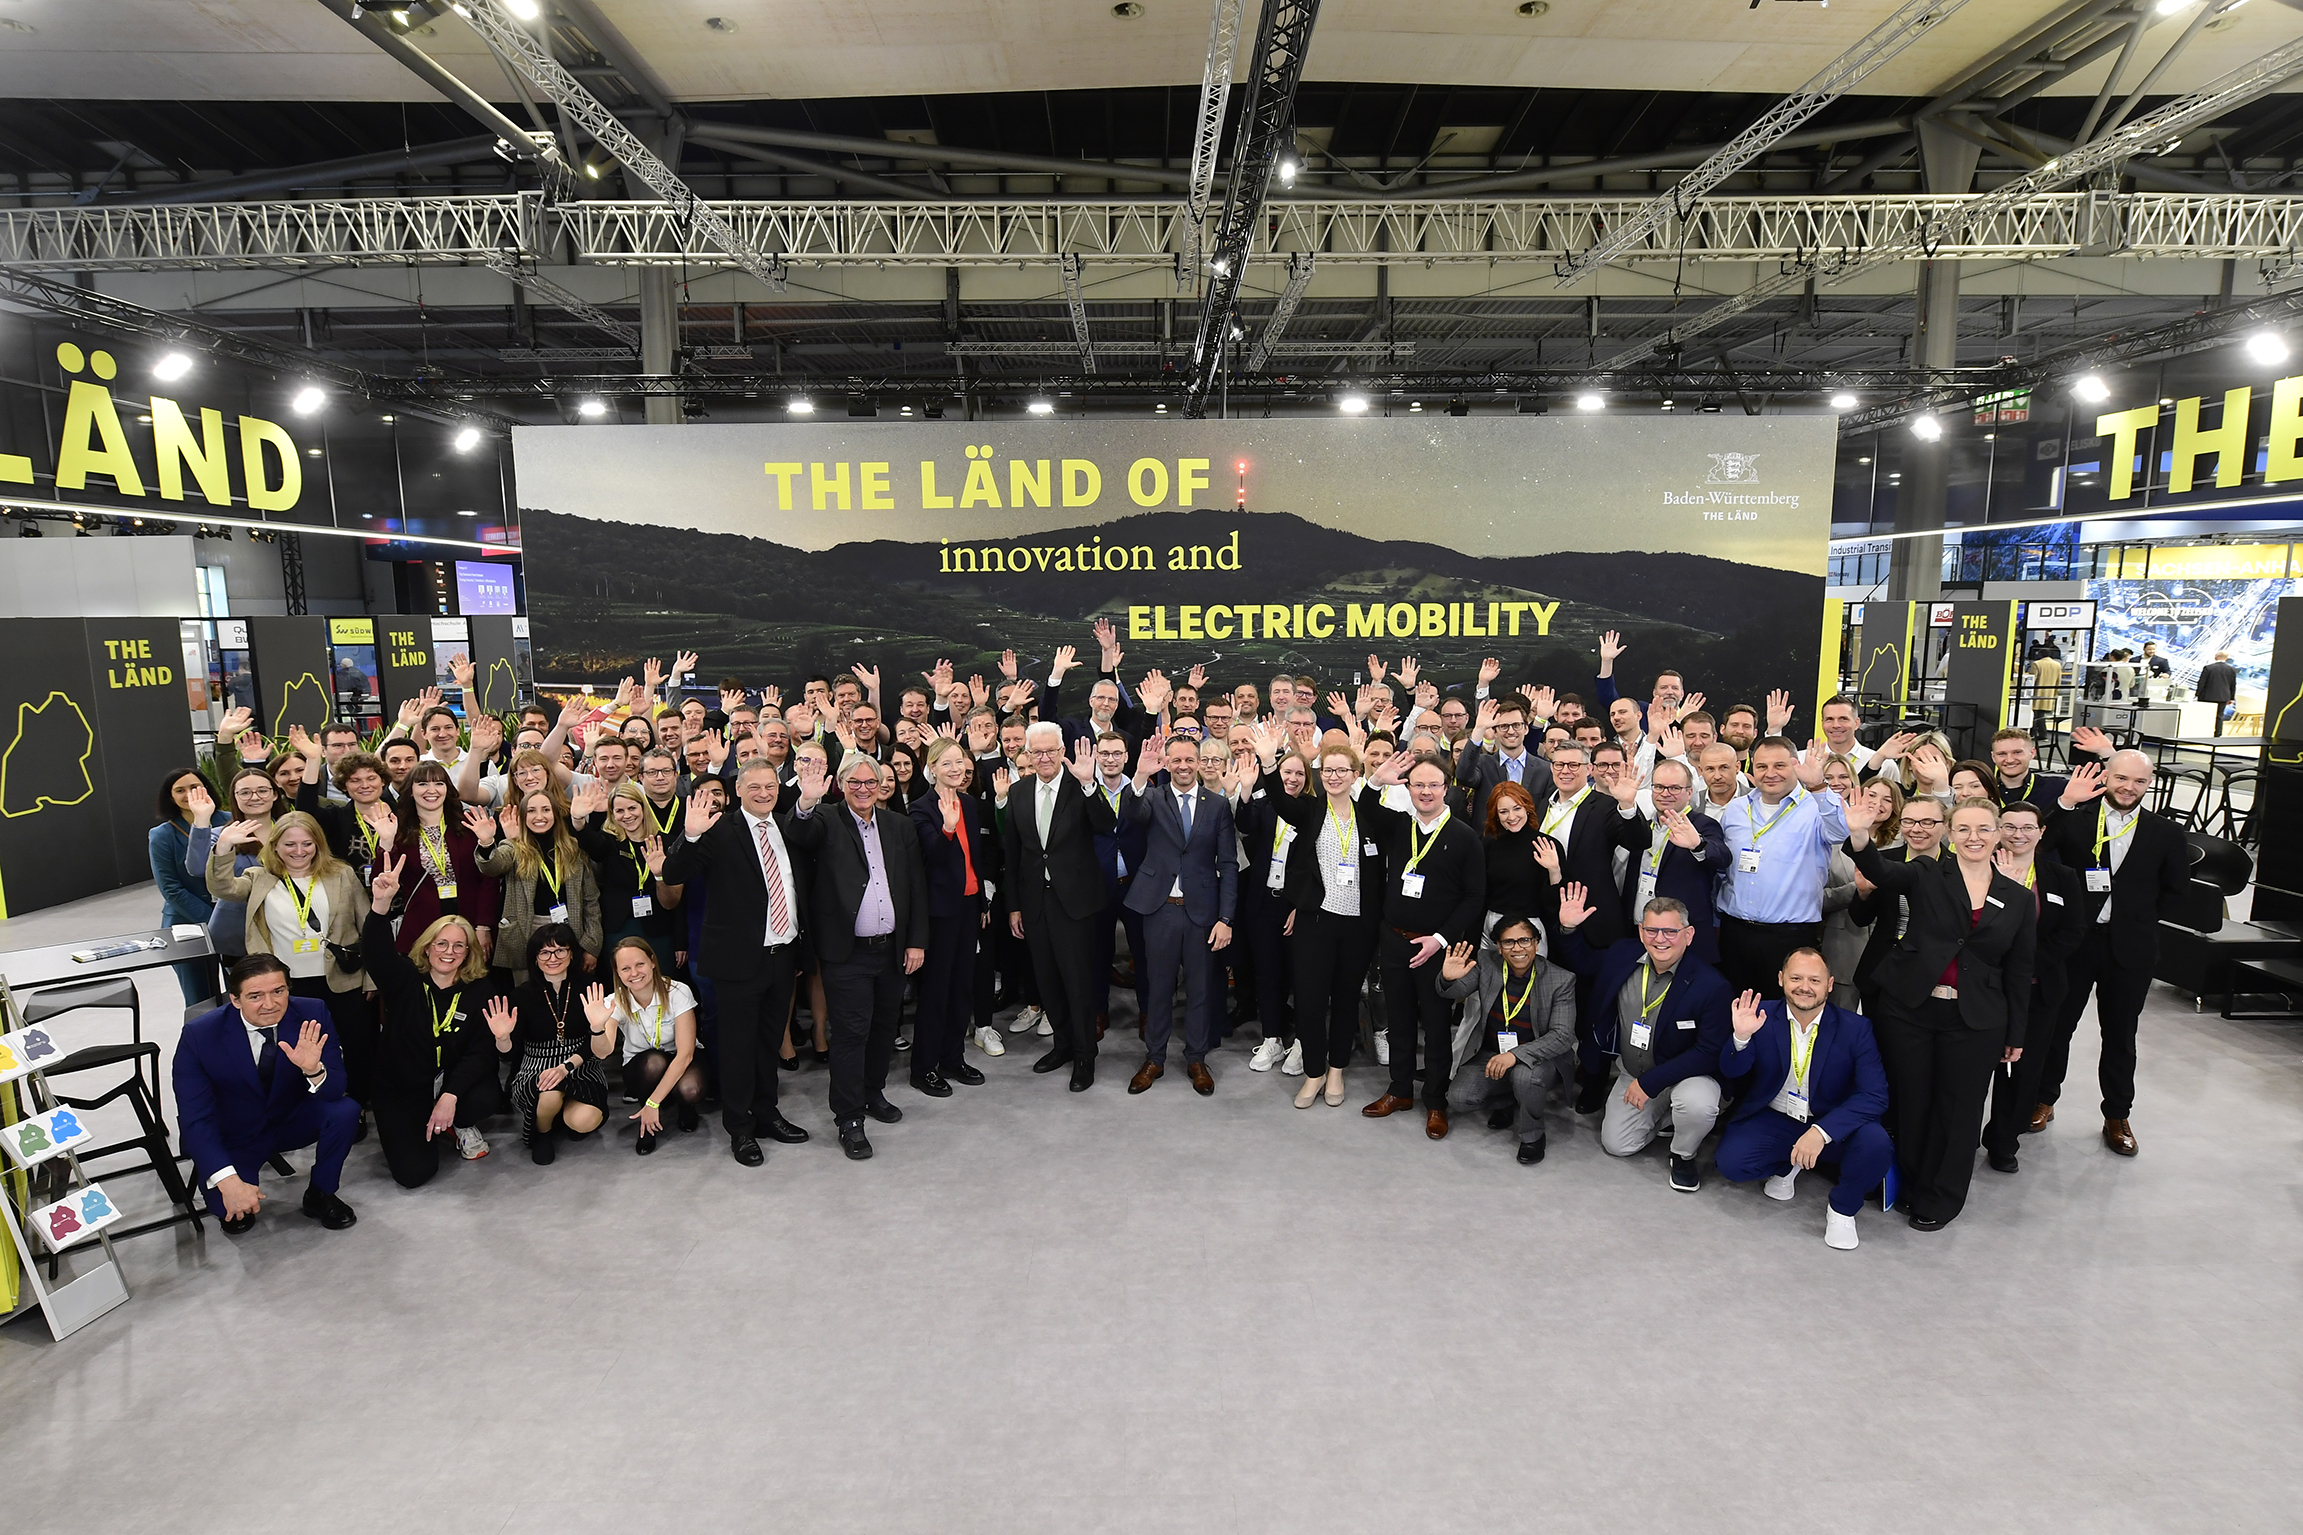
[172,997,349,1188]
[1557,931,1733,1092]
[1718,1000,1888,1146]
[1118,780,1237,928]
[1610,808,1730,964]
[909,790,1003,921]
[1085,777,1152,904]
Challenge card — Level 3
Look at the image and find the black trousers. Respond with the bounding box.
[2039,928,2151,1119]
[372,1079,493,1189]
[715,947,795,1137]
[914,914,977,1078]
[822,939,904,1123]
[995,917,1038,1008]
[1237,882,1294,1044]
[1717,916,1823,1000]
[1021,899,1100,1064]
[1094,877,1149,1024]
[1985,981,2053,1159]
[1378,926,1454,1107]
[1873,996,2004,1223]
[1292,906,1376,1076]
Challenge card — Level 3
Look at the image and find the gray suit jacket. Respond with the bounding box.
[1117,781,1237,929]
[1440,951,1577,1075]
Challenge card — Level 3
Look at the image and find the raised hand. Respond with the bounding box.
[1069,735,1097,784]
[369,849,406,905]
[1795,738,1830,791]
[758,684,782,711]
[449,652,476,693]
[1527,684,1555,721]
[795,753,830,807]
[1366,653,1388,684]
[852,661,881,697]
[672,649,699,680]
[278,1018,328,1077]
[1249,718,1283,762]
[968,674,990,708]
[558,693,590,730]
[1133,733,1163,783]
[2071,724,2114,758]
[642,656,664,691]
[1874,729,1918,762]
[465,805,500,845]
[362,803,399,846]
[720,684,748,715]
[1367,747,1410,788]
[1664,806,1702,850]
[1531,835,1561,878]
[495,803,519,844]
[2062,760,2106,806]
[1994,848,2025,883]
[1415,680,1439,710]
[1678,690,1706,722]
[1730,990,1766,1041]
[1092,616,1121,669]
[1187,663,1207,690]
[683,793,721,839]
[1908,743,1949,788]
[470,713,505,759]
[396,697,423,731]
[185,780,217,827]
[1840,786,1881,840]
[1050,644,1077,681]
[218,705,255,740]
[991,764,1013,800]
[1396,655,1420,690]
[286,722,320,757]
[1138,670,1171,715]
[581,982,613,1032]
[1598,630,1625,666]
[1657,722,1686,760]
[1474,697,1498,738]
[1603,763,1640,806]
[571,780,610,820]
[1008,679,1037,709]
[1766,689,1794,735]
[483,995,517,1044]
[1556,880,1591,930]
[1329,690,1354,722]
[703,728,728,768]
[643,834,668,878]
[1477,656,1501,687]
[235,728,270,763]
[217,819,263,852]
[416,685,445,715]
[1440,940,1478,982]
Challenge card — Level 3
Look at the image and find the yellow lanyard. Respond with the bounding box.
[1789,1017,1818,1090]
[624,838,649,888]
[1541,785,1587,838]
[1636,962,1670,1022]
[284,875,318,933]
[633,990,668,1049]
[648,796,679,836]
[1404,809,1450,873]
[353,813,377,862]
[419,823,451,881]
[537,852,564,902]
[1745,791,1799,842]
[1500,963,1537,1027]
[427,988,463,1069]
[2093,802,2138,865]
[1326,801,1356,858]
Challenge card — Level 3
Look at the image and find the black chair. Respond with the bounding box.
[41,1041,206,1252]
[2155,765,2215,830]
[21,977,159,1138]
[2213,768,2259,848]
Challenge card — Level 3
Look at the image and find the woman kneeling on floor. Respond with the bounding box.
[593,937,704,1154]
[496,922,616,1165]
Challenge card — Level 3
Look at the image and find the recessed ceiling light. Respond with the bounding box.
[135,413,153,424]
[504,0,540,18]
[1027,399,1055,415]
[1858,457,1872,464]
[1154,403,1168,413]
[153,352,194,382]
[1408,401,1422,412]
[456,508,478,517]
[306,447,324,457]
[1112,2,1144,16]
[380,414,396,423]
[291,386,326,415]
[704,14,738,30]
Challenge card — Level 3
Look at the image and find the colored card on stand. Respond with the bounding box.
[31,1183,124,1251]
[0,1104,95,1167]
[0,1023,66,1086]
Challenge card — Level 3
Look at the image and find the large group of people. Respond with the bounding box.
[153,626,2192,1250]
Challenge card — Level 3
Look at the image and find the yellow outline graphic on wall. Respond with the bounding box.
[479,657,517,714]
[2271,682,2303,766]
[0,692,95,818]
[271,672,330,739]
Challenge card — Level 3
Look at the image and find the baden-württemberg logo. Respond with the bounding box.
[1663,449,1799,514]
[1705,452,1762,485]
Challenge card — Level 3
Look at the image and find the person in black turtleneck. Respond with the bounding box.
[499,923,617,1165]
[1480,781,1551,937]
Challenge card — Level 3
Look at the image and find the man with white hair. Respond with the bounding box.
[2028,749,2191,1158]
[1001,721,1120,1090]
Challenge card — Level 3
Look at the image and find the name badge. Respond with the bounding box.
[436,882,458,899]
[1495,1029,1520,1052]
[1784,1088,1810,1122]
[1628,1021,1653,1051]
[2046,892,2065,906]
[1266,859,1287,891]
[1363,840,1379,856]
[1984,896,2004,909]
[1675,1018,1696,1031]
[1737,848,1761,874]
[632,895,654,917]
[2086,868,2112,892]
[1399,872,1426,899]
[290,936,322,955]
[548,903,569,923]
[1334,862,1355,886]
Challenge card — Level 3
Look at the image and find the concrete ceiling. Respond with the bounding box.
[3,0,2296,104]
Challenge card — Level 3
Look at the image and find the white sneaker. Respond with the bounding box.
[975,1025,1006,1057]
[454,1126,489,1161]
[1764,1170,1798,1202]
[1374,1030,1390,1066]
[1280,1041,1305,1077]
[1007,1005,1043,1035]
[1248,1036,1286,1072]
[1825,1208,1859,1250]
[1036,1013,1053,1036]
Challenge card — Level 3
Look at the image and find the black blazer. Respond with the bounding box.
[1849,844,2038,1046]
[1000,770,1120,922]
[660,805,811,982]
[909,790,1002,922]
[1358,789,1486,945]
[1455,741,1555,818]
[1850,844,1931,1000]
[1609,807,1730,965]
[2018,856,2089,1025]
[2040,799,2192,966]
[1271,788,1392,919]
[1535,790,1632,949]
[784,802,931,963]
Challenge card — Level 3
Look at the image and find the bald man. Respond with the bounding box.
[2029,749,2190,1157]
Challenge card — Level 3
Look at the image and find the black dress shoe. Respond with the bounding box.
[758,1115,810,1145]
[1573,1077,1611,1115]
[1031,1048,1075,1075]
[947,1061,985,1087]
[1517,1138,1547,1166]
[863,1096,905,1124]
[839,1121,874,1160]
[911,1072,953,1098]
[636,1130,659,1155]
[676,1099,700,1132]
[1486,1106,1516,1131]
[1070,1060,1094,1092]
[531,1126,559,1165]
[299,1188,357,1230]
[811,1047,831,1065]
[1987,1149,2019,1174]
[730,1135,764,1166]
[351,1114,369,1145]
[1909,1213,1949,1232]
[777,1053,801,1073]
[221,1211,256,1235]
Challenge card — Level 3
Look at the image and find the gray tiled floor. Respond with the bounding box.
[4,883,2300,1533]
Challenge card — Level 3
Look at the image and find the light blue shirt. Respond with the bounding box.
[848,806,896,937]
[1715,786,1847,925]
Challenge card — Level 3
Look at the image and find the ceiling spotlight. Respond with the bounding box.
[453,426,482,452]
[306,447,324,458]
[291,385,326,415]
[1209,256,1230,277]
[2072,374,2111,404]
[1154,402,1168,413]
[2245,329,2291,366]
[1660,398,1675,411]
[1278,157,1298,186]
[1575,393,1603,412]
[583,161,602,180]
[1910,414,1943,441]
[152,352,193,382]
[1027,398,1055,415]
[2154,0,2193,13]
[787,397,814,414]
[577,398,607,418]
[1408,400,1423,412]
[1829,391,1858,410]
[379,413,396,423]
[704,14,738,30]
[1338,394,1369,414]
[504,0,541,18]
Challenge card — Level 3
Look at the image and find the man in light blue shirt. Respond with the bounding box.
[1714,737,1847,1000]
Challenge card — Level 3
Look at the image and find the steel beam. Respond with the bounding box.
[1246,251,1317,371]
[312,0,561,175]
[1185,0,1252,279]
[683,120,1196,188]
[105,136,506,207]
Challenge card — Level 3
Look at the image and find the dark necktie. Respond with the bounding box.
[256,1026,278,1090]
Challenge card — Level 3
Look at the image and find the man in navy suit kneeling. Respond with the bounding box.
[173,955,359,1234]
[1715,948,1891,1251]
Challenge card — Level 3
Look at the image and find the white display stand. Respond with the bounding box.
[0,980,134,1341]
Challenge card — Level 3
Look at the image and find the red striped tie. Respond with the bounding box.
[756,819,790,937]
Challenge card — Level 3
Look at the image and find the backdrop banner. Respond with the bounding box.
[247,616,333,740]
[514,418,1834,719]
[373,615,438,722]
[463,616,521,717]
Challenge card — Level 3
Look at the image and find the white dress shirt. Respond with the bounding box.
[740,807,801,946]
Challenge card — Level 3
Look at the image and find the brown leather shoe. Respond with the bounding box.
[1127,1061,1164,1095]
[2025,1103,2055,1134]
[2102,1118,2138,1157]
[1362,1093,1415,1119]
[1187,1062,1214,1096]
[1426,1109,1450,1140]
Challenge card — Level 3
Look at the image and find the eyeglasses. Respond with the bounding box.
[1497,935,1539,948]
[1638,925,1688,940]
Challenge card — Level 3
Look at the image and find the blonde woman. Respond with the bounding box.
[205,810,377,1110]
[574,779,683,955]
[363,849,509,1184]
[477,788,602,985]
[593,936,703,1154]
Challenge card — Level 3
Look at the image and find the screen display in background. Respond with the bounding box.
[455,560,518,615]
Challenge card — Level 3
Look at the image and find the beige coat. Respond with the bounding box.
[204,852,372,992]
